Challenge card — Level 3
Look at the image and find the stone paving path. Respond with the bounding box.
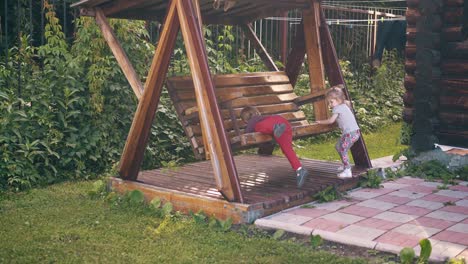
[255,176,468,262]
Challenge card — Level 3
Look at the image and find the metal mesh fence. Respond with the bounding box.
[1,0,406,83]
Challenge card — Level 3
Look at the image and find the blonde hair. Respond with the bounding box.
[240,106,261,122]
[326,85,346,104]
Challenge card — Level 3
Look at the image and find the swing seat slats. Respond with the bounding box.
[167,71,333,159]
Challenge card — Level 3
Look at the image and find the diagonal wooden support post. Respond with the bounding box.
[94,8,144,99]
[303,0,328,121]
[119,0,180,180]
[240,24,279,72]
[177,0,243,202]
[319,7,372,168]
[285,22,305,87]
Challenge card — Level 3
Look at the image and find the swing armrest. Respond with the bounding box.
[294,90,327,106]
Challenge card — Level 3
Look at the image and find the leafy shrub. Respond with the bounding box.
[359,170,382,188]
[404,160,462,184]
[399,247,415,264]
[313,186,342,203]
[418,238,432,264]
[310,234,323,249]
[0,5,192,190]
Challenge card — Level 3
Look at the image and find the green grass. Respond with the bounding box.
[0,182,381,263]
[291,122,406,162]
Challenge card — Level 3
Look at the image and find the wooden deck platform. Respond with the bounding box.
[110,155,368,223]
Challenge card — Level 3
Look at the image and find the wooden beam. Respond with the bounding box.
[303,0,328,120]
[94,8,144,99]
[319,7,372,169]
[177,0,243,203]
[294,89,327,106]
[279,11,288,66]
[119,0,179,180]
[240,24,279,72]
[101,0,150,16]
[285,22,306,87]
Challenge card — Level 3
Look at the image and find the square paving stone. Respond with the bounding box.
[419,181,447,188]
[287,208,330,219]
[375,231,421,247]
[388,190,427,199]
[390,205,432,216]
[436,190,468,199]
[356,199,397,211]
[409,216,455,230]
[268,213,312,225]
[348,190,384,200]
[312,201,354,211]
[426,210,467,222]
[402,185,437,194]
[456,199,468,207]
[320,212,365,225]
[406,199,444,210]
[336,225,386,241]
[394,177,425,184]
[373,211,418,223]
[440,205,468,215]
[381,182,410,190]
[432,231,468,246]
[303,218,347,232]
[450,185,468,192]
[354,218,402,230]
[391,223,440,238]
[339,205,383,218]
[448,223,468,234]
[422,194,460,203]
[374,194,412,205]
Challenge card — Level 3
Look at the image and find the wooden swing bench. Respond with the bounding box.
[72,0,372,203]
[167,71,334,159]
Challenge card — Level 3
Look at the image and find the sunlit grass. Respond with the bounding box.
[0,181,381,263]
[289,122,406,162]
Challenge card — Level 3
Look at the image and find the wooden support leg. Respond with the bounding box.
[94,8,144,99]
[303,0,328,121]
[319,8,372,168]
[285,22,305,87]
[279,11,289,67]
[118,0,180,180]
[177,0,243,203]
[240,24,279,72]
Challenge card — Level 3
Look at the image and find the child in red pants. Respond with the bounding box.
[240,106,308,188]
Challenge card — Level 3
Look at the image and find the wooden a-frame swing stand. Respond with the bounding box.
[73,0,372,222]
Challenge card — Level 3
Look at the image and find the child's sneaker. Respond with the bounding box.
[338,168,352,178]
[273,123,286,138]
[296,167,308,188]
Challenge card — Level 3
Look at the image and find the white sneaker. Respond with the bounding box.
[338,168,352,178]
[336,165,344,172]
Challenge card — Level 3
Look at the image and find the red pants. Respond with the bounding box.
[254,116,301,170]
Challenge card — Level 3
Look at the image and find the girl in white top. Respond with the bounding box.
[315,86,361,178]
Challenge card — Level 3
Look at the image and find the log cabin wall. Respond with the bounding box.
[404,0,468,149]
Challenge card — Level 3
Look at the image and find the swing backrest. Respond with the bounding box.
[167,71,334,159]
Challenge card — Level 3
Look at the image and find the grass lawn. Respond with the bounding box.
[0,124,406,263]
[0,182,385,263]
[292,122,406,162]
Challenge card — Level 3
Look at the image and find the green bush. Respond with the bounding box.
[0,5,192,191]
[295,51,405,143]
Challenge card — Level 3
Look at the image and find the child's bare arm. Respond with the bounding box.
[315,114,338,125]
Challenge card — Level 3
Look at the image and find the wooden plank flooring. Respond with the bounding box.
[137,154,367,208]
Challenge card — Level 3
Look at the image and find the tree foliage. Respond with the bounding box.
[0,4,192,191]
